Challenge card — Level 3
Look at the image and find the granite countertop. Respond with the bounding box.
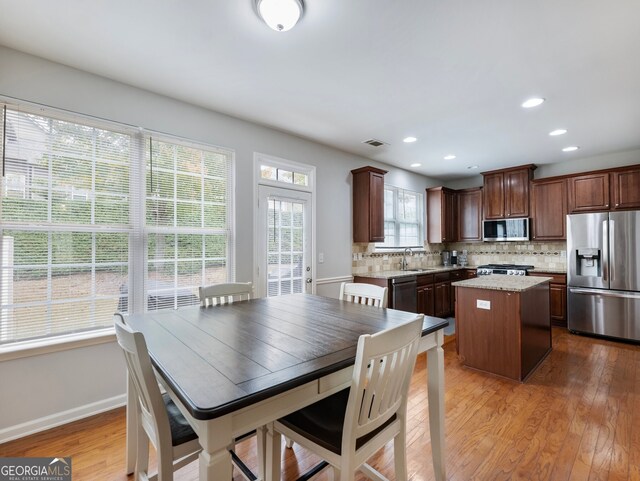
[355,265,477,280]
[452,274,552,292]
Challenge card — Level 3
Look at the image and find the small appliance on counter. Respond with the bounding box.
[441,250,451,266]
[451,250,458,265]
[477,264,534,276]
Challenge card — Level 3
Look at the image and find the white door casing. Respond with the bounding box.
[253,153,316,299]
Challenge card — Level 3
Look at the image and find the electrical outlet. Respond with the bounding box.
[319,252,324,263]
[383,255,389,261]
[476,300,491,310]
[352,253,358,261]
[561,250,566,257]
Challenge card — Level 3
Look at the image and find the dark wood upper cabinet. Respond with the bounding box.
[427,187,457,243]
[482,173,505,219]
[482,165,536,219]
[567,172,610,213]
[612,167,640,210]
[457,187,483,242]
[351,166,387,242]
[531,178,567,241]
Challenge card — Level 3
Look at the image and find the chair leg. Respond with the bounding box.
[393,427,408,481]
[157,444,175,481]
[134,422,149,481]
[330,466,341,481]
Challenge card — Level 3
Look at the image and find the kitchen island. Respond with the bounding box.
[452,274,552,382]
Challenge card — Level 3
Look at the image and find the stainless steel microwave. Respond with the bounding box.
[483,218,530,241]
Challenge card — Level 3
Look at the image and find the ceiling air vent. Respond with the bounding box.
[362,139,388,147]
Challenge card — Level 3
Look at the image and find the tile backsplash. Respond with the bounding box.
[352,241,567,275]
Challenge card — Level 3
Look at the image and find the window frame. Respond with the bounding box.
[0,100,236,354]
[376,184,424,249]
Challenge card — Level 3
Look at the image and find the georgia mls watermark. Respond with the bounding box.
[0,457,71,481]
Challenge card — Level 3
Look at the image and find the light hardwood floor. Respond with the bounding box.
[1,328,639,481]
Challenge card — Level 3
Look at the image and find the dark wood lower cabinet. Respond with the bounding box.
[434,282,451,318]
[529,272,567,327]
[354,268,476,318]
[417,284,435,317]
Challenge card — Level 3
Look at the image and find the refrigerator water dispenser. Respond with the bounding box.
[575,248,601,277]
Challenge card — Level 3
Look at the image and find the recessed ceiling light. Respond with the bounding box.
[562,146,579,152]
[467,165,479,170]
[522,98,545,108]
[410,163,422,168]
[444,154,456,160]
[549,129,567,136]
[403,136,417,143]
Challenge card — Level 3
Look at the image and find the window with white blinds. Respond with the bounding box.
[377,185,424,248]
[0,104,234,345]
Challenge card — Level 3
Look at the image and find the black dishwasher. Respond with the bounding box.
[391,275,417,312]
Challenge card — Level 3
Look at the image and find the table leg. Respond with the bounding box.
[427,330,446,481]
[125,372,137,475]
[265,422,282,481]
[197,418,234,481]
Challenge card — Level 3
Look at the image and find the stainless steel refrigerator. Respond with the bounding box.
[567,211,640,342]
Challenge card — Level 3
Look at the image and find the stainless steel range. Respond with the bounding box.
[477,264,534,276]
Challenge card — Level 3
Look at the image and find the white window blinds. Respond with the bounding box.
[0,104,235,345]
[377,185,424,248]
[144,137,234,311]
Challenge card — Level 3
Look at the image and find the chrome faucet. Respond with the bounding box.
[401,247,413,270]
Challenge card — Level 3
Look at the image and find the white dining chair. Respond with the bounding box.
[115,316,201,481]
[267,314,423,481]
[339,282,388,308]
[199,282,253,307]
[116,313,261,481]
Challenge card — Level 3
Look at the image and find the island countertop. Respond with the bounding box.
[452,274,552,292]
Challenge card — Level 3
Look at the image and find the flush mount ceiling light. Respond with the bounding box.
[522,97,545,108]
[549,129,568,136]
[403,136,417,143]
[444,154,456,160]
[410,163,422,167]
[562,146,580,152]
[256,0,304,32]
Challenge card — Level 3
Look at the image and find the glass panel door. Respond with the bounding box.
[257,186,311,298]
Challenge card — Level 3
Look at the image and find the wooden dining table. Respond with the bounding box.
[124,293,448,481]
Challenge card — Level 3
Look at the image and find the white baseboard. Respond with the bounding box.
[0,394,126,445]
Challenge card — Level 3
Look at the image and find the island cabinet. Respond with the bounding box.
[427,187,457,243]
[482,165,536,219]
[453,276,552,382]
[351,166,388,242]
[530,178,567,240]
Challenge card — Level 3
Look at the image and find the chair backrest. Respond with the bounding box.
[198,282,253,307]
[339,282,388,308]
[341,315,423,448]
[114,313,171,451]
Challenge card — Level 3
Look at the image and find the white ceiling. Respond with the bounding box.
[1,0,639,180]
